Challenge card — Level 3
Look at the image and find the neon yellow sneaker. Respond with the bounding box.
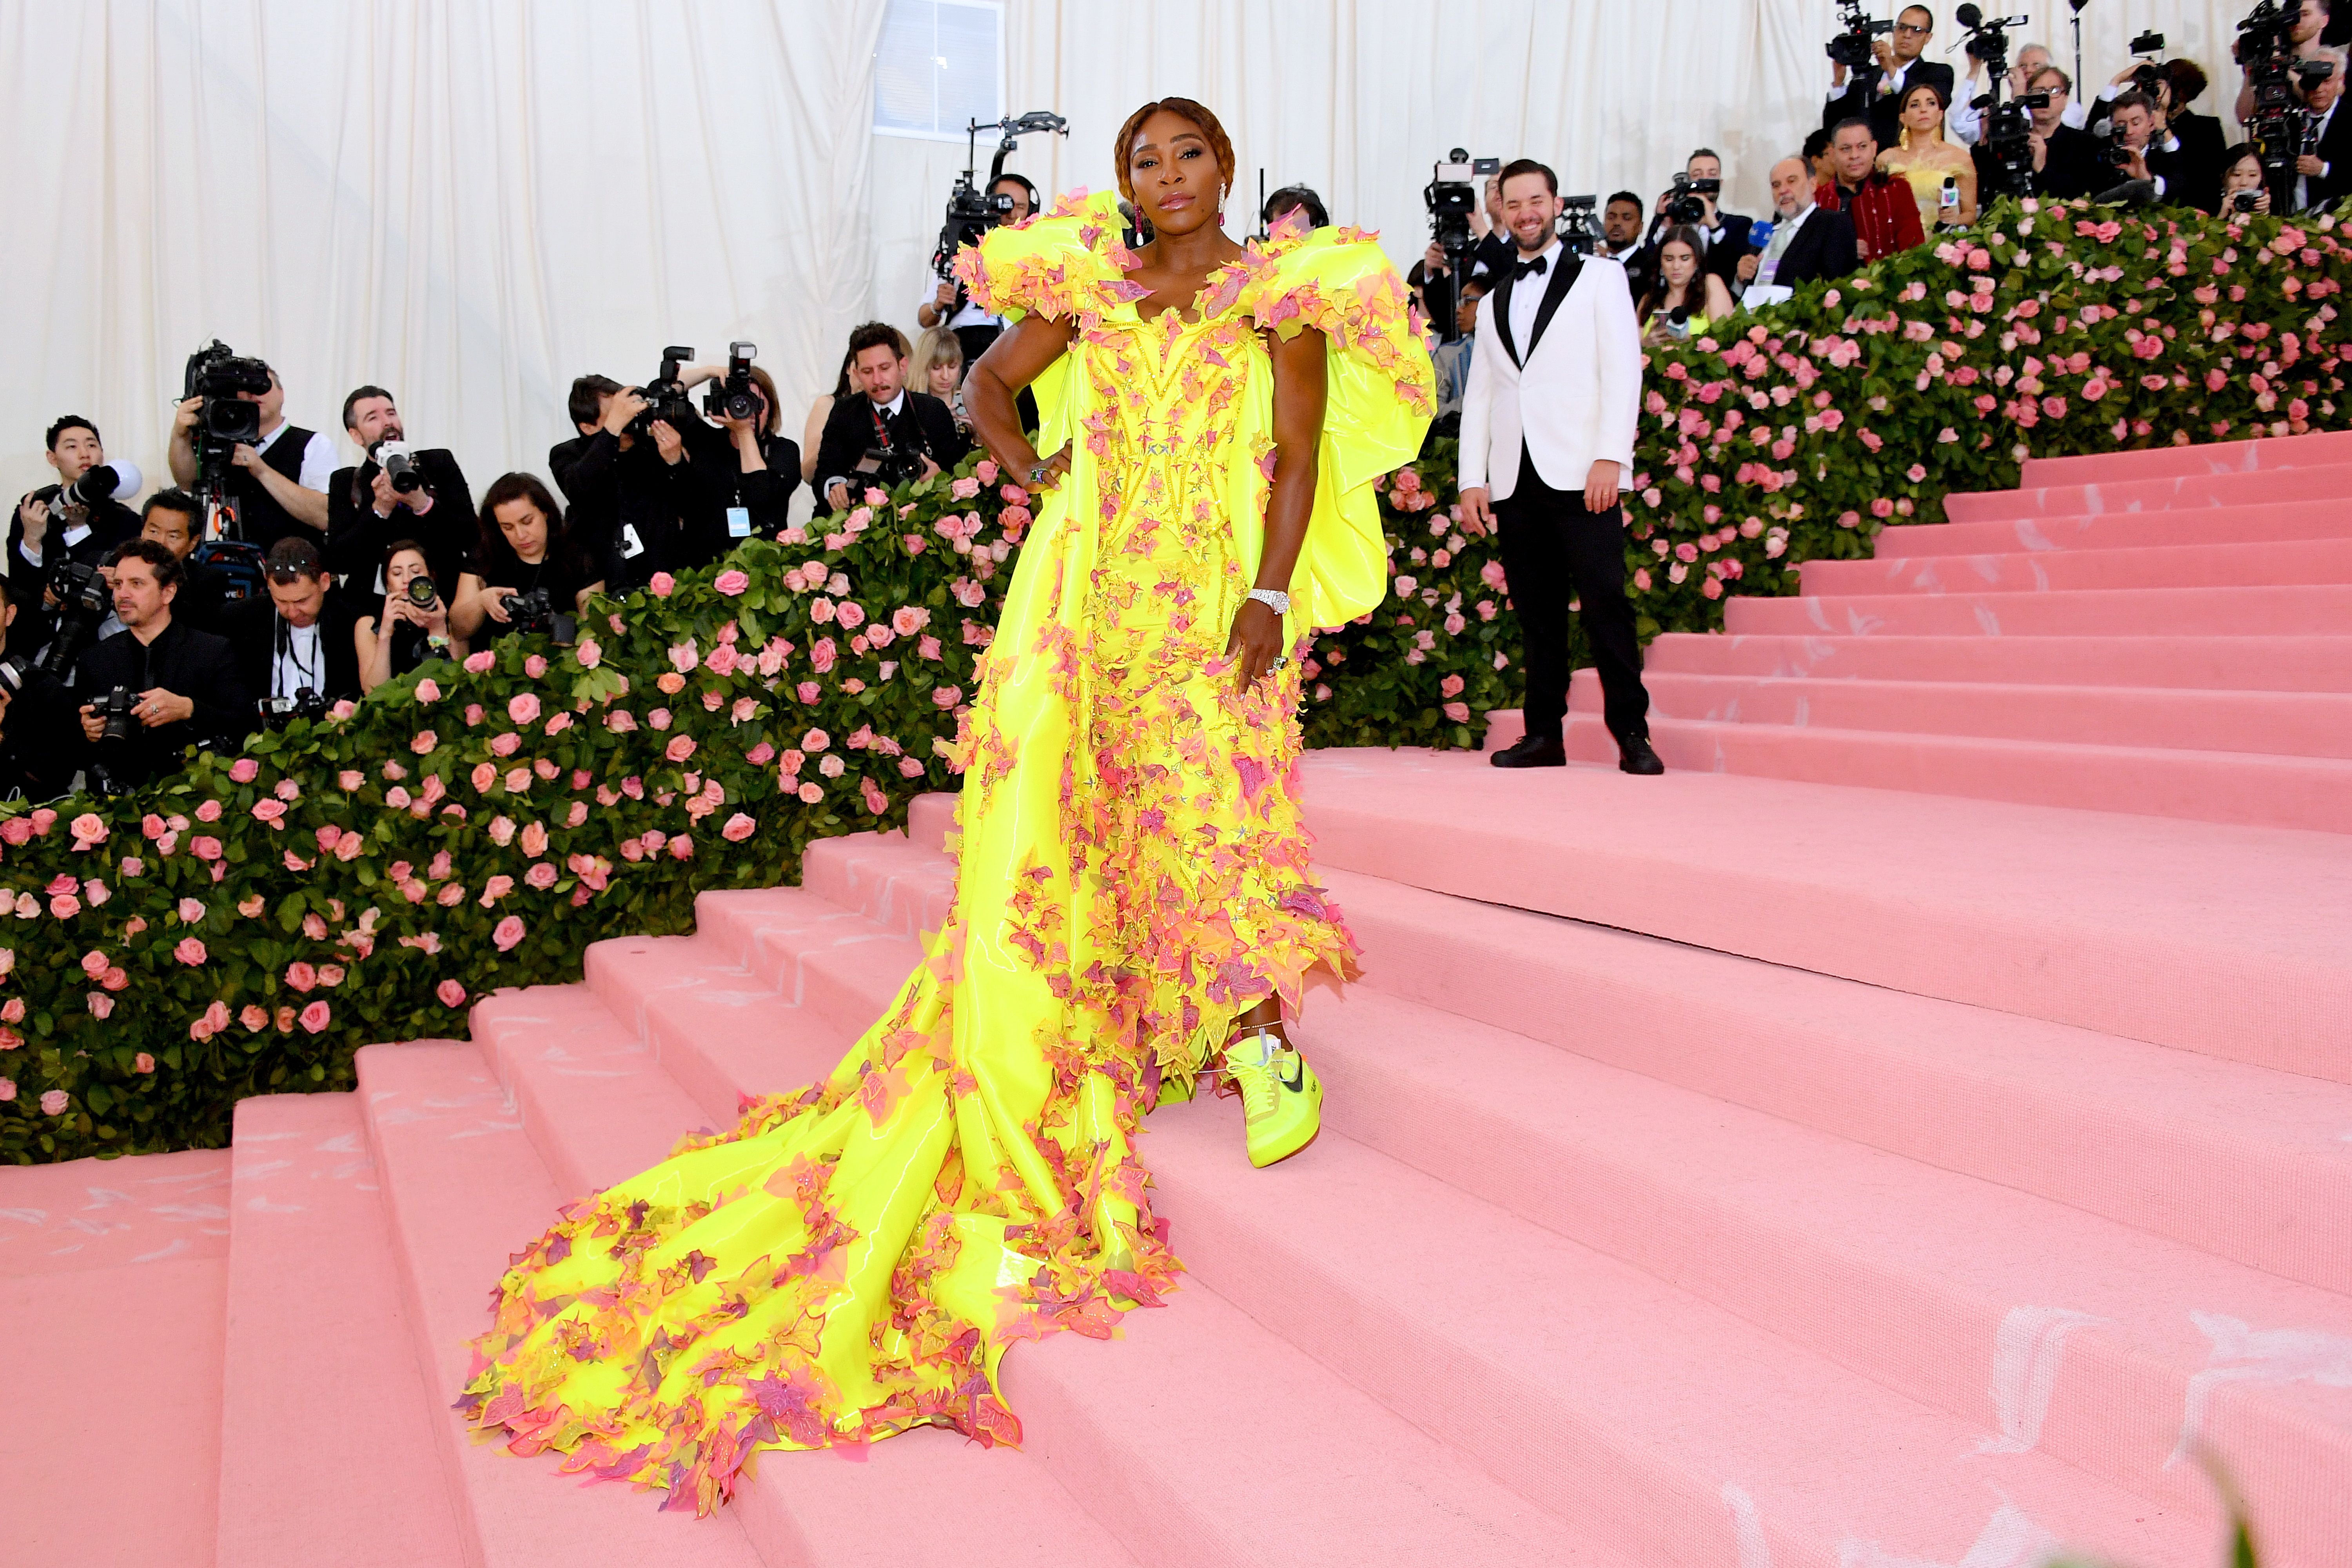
[1221,1028,1323,1168]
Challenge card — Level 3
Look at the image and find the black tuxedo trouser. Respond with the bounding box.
[1493,447,1651,744]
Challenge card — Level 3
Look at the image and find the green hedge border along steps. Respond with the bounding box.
[4,198,2348,1163]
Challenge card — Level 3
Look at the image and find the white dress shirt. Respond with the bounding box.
[2300,101,2338,211]
[254,419,336,491]
[1506,239,1564,352]
[273,619,324,700]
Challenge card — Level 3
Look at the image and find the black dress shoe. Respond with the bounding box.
[1490,734,1567,768]
[1616,733,1666,775]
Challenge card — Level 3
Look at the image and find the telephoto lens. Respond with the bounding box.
[377,441,423,494]
[405,574,440,608]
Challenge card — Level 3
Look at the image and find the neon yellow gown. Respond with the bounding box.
[457,191,1433,1514]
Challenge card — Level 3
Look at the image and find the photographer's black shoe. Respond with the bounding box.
[1490,734,1567,769]
[1617,733,1666,775]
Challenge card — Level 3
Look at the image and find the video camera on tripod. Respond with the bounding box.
[1955,4,2044,200]
[1557,195,1603,258]
[2239,0,2338,208]
[1425,149,1501,273]
[930,111,1069,296]
[1828,0,1895,70]
[180,339,274,599]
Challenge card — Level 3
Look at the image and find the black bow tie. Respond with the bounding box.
[1515,254,1548,280]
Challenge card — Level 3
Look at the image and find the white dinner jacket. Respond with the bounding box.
[1458,247,1642,500]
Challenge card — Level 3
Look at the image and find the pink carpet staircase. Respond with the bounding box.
[7,435,2352,1568]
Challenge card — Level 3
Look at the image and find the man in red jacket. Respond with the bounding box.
[1815,116,1926,263]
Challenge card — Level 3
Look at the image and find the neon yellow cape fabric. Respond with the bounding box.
[457,189,1432,1514]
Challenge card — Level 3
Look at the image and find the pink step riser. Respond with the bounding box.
[1872,497,2352,559]
[1572,668,2352,759]
[1724,583,2352,638]
[1942,459,2352,524]
[2017,429,2352,487]
[1806,537,2352,595]
[1641,633,2352,692]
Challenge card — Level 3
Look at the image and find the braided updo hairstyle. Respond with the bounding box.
[1112,97,1237,212]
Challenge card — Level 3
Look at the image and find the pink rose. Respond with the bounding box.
[508,693,542,724]
[298,1001,331,1034]
[933,685,963,709]
[1443,701,1471,723]
[576,640,602,668]
[436,979,467,1009]
[415,679,442,704]
[666,736,697,763]
[649,571,676,597]
[836,601,867,630]
[505,767,531,793]
[175,937,208,965]
[892,606,930,636]
[470,762,497,792]
[798,781,824,804]
[668,836,695,861]
[521,821,549,857]
[41,1089,67,1116]
[286,962,318,993]
[722,812,757,842]
[524,654,548,677]
[479,875,514,905]
[714,569,750,596]
[411,730,438,755]
[88,992,114,1020]
[802,728,830,751]
[69,812,107,848]
[494,915,526,951]
[135,1053,155,1074]
[464,650,495,673]
[525,863,559,891]
[488,732,520,757]
[230,758,260,784]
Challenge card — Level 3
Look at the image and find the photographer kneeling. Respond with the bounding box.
[325,385,476,597]
[452,474,602,647]
[74,540,250,791]
[356,537,462,691]
[224,537,362,722]
[815,323,970,515]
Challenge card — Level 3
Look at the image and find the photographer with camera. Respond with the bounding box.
[2012,67,2107,198]
[546,368,704,593]
[816,323,969,515]
[452,474,602,648]
[1954,40,2089,143]
[1646,151,1753,290]
[324,385,476,597]
[9,417,140,654]
[1738,157,1860,306]
[918,173,1036,364]
[2293,51,2349,209]
[2103,89,2192,202]
[167,358,332,549]
[0,577,81,801]
[690,349,802,547]
[1828,4,1956,151]
[74,539,250,791]
[355,537,460,692]
[2222,142,2278,212]
[2237,0,2333,127]
[1815,118,1926,262]
[134,489,229,634]
[223,537,361,724]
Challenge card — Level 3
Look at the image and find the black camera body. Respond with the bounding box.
[1665,173,1720,225]
[935,181,1015,281]
[501,588,576,644]
[1425,149,1501,260]
[91,684,138,744]
[2233,188,2265,212]
[257,686,327,731]
[38,561,113,678]
[1829,0,1894,69]
[1558,195,1602,258]
[627,348,699,438]
[857,443,929,491]
[701,342,761,423]
[2239,0,2328,199]
[182,340,271,479]
[1956,5,2040,199]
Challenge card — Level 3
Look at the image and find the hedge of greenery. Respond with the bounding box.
[5,197,2346,1163]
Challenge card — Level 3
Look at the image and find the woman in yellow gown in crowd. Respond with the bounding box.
[456,96,1433,1514]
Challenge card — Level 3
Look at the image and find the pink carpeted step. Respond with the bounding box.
[216,1095,466,1568]
[471,978,1156,1568]
[2018,428,2352,486]
[1140,1105,2222,1568]
[801,830,959,937]
[1578,667,2352,758]
[1725,582,2352,637]
[1641,631,2352,691]
[0,1147,230,1568]
[909,791,959,853]
[1942,458,2352,524]
[1296,750,2352,1082]
[1321,864,2352,1294]
[1280,982,2352,1559]
[1871,497,2352,559]
[1562,709,2352,833]
[353,1040,771,1568]
[1806,536,2352,595]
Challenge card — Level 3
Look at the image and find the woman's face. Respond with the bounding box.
[1127,108,1223,238]
[386,549,430,598]
[1660,241,1697,290]
[2223,154,2264,194]
[1904,87,1944,135]
[494,497,549,563]
[928,356,963,396]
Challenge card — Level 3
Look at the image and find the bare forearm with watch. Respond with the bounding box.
[1229,326,1329,692]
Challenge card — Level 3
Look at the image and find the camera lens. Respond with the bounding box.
[406,575,439,607]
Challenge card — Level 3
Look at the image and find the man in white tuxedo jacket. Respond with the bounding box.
[1459,159,1662,773]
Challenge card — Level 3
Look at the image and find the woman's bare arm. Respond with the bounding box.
[1225,324,1328,692]
[967,315,1078,486]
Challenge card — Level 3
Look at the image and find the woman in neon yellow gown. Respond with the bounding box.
[458,97,1432,1514]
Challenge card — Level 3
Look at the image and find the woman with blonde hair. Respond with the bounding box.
[1878,80,1978,231]
[912,323,972,437]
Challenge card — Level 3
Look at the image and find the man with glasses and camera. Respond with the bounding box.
[224,536,360,724]
[1829,6,1955,151]
[1644,151,1755,290]
[816,323,969,515]
[74,540,249,789]
[323,385,475,599]
[166,361,333,550]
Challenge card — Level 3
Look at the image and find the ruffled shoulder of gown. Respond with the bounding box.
[1220,215,1437,629]
[953,188,1149,326]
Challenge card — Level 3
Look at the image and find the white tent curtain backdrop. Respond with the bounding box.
[0,1,2260,508]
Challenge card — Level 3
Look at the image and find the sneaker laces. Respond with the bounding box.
[1223,1029,1290,1120]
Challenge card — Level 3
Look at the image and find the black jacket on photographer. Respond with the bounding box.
[324,448,475,597]
[0,663,80,802]
[694,429,803,544]
[548,428,709,593]
[73,618,252,789]
[2015,123,2108,200]
[6,492,138,661]
[221,591,364,713]
[814,390,967,509]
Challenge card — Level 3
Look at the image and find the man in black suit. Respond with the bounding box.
[2296,52,2350,211]
[9,416,139,660]
[1645,149,1754,290]
[817,323,970,514]
[2022,66,2107,199]
[1826,4,1956,152]
[322,386,475,599]
[74,540,251,789]
[222,537,362,716]
[1737,158,1859,306]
